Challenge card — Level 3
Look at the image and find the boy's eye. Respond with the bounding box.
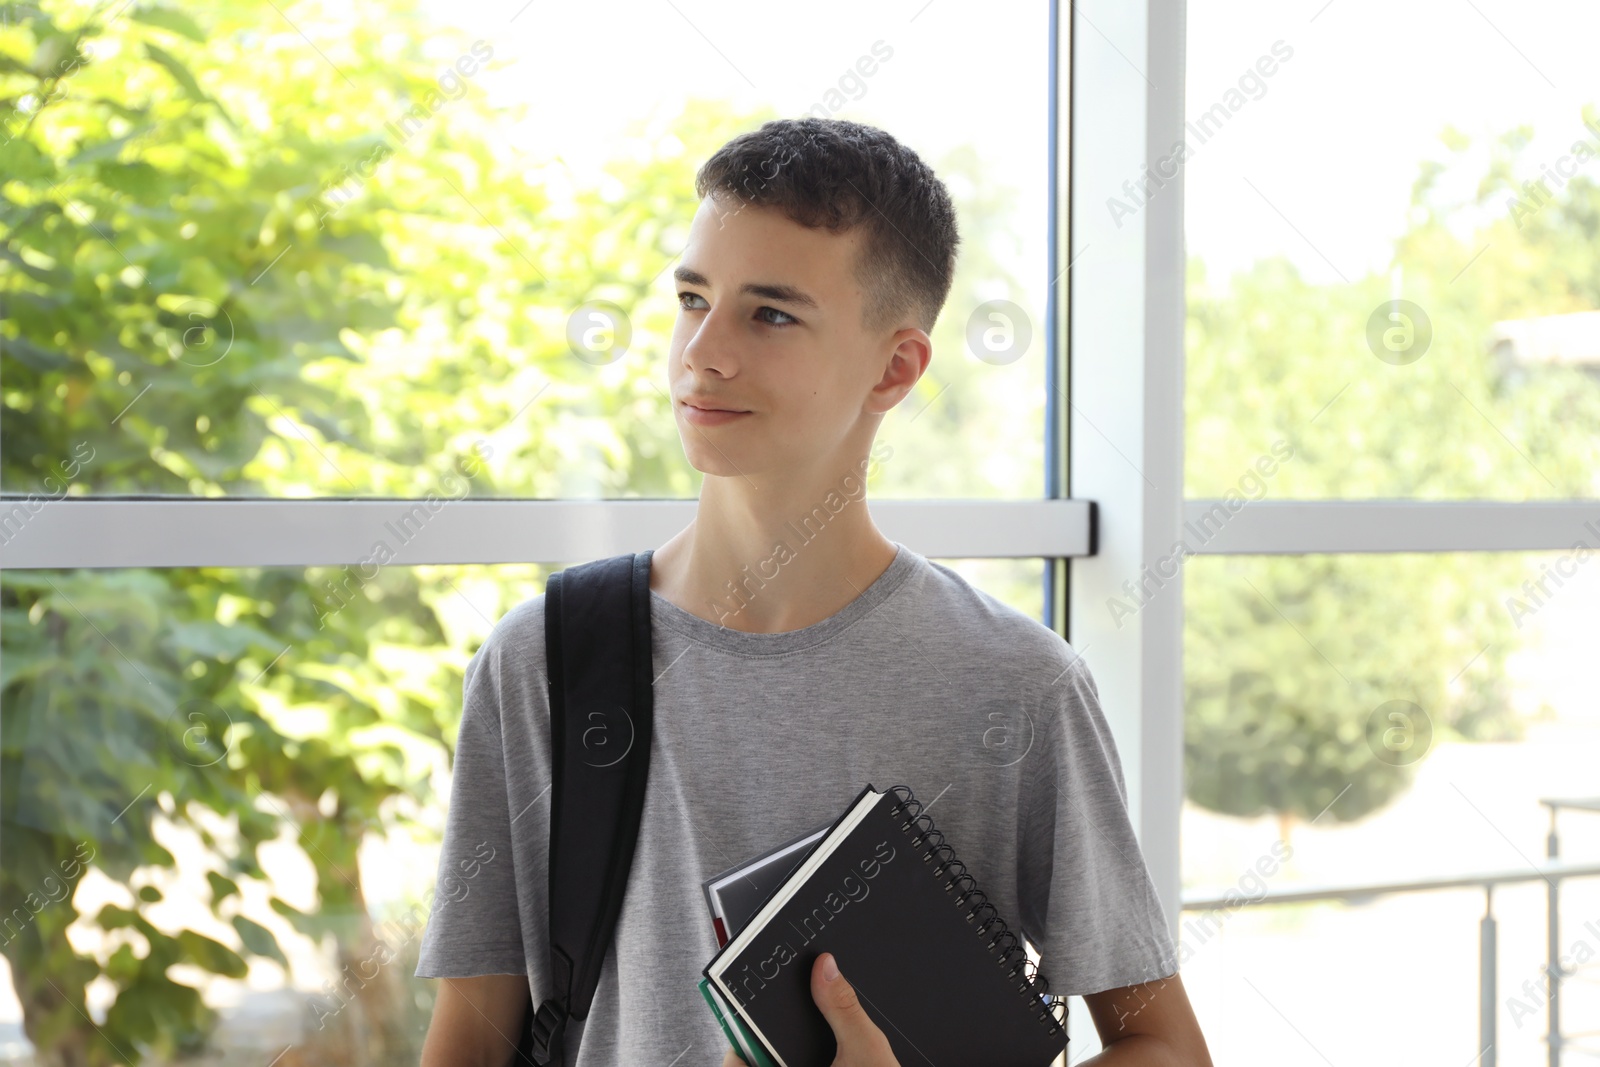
[677,292,797,328]
[755,306,798,327]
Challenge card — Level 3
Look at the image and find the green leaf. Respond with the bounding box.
[143,42,205,102]
[0,646,67,689]
[322,231,393,269]
[268,895,305,921]
[67,125,156,166]
[176,929,247,978]
[138,839,176,867]
[0,55,39,77]
[0,335,71,372]
[0,133,57,181]
[106,944,140,983]
[0,247,71,288]
[206,870,239,904]
[162,620,240,660]
[130,5,207,42]
[137,885,162,903]
[95,160,168,199]
[231,915,288,968]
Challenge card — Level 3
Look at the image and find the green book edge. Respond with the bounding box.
[697,976,777,1067]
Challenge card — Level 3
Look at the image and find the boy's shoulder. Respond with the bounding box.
[470,590,547,670]
[912,556,1090,684]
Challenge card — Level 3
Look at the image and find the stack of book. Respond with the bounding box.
[696,783,1068,1067]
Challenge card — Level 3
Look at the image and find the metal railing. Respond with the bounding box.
[1180,798,1600,1067]
[1542,797,1600,1067]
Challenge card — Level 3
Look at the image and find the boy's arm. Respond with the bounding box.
[416,620,545,1066]
[1079,972,1214,1067]
[420,974,530,1067]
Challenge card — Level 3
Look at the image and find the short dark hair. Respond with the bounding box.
[694,117,960,335]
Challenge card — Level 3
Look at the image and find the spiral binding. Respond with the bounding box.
[885,785,1068,1038]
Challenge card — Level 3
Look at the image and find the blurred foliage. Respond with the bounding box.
[1183,107,1600,830]
[1,0,579,1062]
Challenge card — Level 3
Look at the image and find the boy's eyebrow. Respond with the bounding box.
[673,266,820,310]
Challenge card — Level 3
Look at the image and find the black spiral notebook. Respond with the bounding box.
[702,783,1068,1067]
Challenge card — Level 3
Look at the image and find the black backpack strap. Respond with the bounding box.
[522,551,654,1065]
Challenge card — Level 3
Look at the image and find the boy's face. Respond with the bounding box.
[667,195,926,485]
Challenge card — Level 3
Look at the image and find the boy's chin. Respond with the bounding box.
[682,447,779,484]
[684,453,755,479]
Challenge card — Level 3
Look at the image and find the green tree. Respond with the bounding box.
[1,1,557,1061]
[1183,109,1600,837]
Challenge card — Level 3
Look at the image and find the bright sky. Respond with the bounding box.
[1183,0,1600,284]
[414,0,1052,312]
[414,0,1048,183]
[413,0,1600,291]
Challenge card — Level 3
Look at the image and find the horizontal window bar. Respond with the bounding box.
[1184,499,1600,554]
[11,498,1595,565]
[0,497,1097,569]
[1183,857,1600,911]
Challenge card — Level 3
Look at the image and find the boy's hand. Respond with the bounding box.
[811,952,901,1067]
[715,953,902,1067]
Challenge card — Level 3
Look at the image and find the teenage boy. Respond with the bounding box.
[417,117,1212,1067]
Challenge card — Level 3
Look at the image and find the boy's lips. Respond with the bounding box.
[681,397,750,413]
[681,399,754,426]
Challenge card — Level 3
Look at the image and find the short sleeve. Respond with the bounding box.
[414,632,529,978]
[1015,646,1179,996]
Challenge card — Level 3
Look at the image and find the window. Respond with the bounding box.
[0,2,1080,1063]
[2,0,1054,501]
[1180,1,1600,1063]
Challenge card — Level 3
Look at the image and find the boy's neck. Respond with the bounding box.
[649,473,897,635]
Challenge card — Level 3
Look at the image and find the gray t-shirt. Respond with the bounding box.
[415,541,1177,1064]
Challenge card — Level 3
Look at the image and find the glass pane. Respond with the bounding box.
[1,2,1048,501]
[1184,0,1600,499]
[1181,551,1600,1065]
[0,554,1045,1063]
[0,561,551,1066]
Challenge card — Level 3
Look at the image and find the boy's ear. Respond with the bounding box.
[865,329,931,415]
